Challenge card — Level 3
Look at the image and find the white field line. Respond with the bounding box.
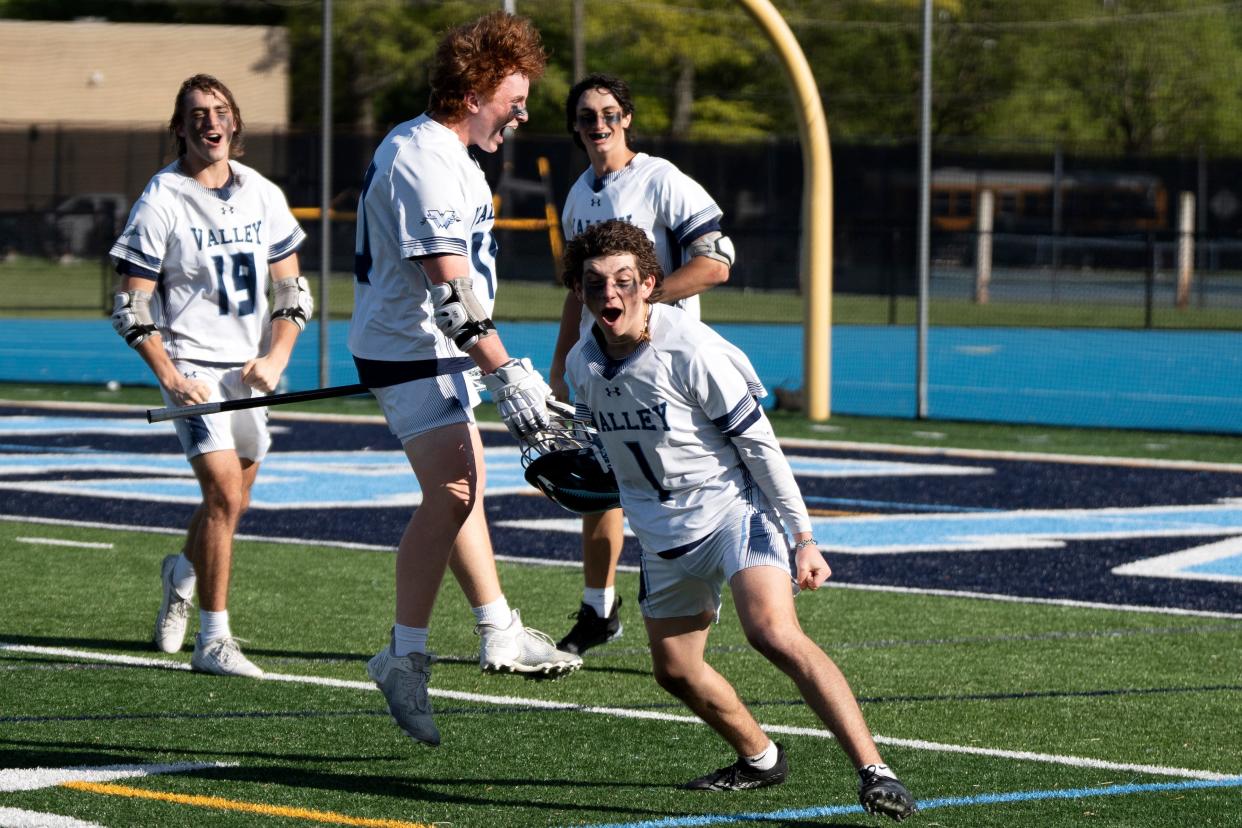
[15,537,113,550]
[0,807,103,827]
[0,761,236,792]
[2,642,1235,782]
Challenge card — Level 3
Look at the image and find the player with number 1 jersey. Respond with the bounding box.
[550,74,736,658]
[111,162,304,363]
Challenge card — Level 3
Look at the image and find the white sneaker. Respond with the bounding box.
[190,634,263,678]
[154,554,193,653]
[476,609,582,679]
[367,642,440,746]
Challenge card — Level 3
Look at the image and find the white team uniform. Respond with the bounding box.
[110,160,305,363]
[562,152,722,328]
[349,114,495,440]
[110,160,305,460]
[566,304,812,617]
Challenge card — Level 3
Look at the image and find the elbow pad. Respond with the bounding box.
[687,231,735,267]
[429,276,496,352]
[111,289,157,347]
[271,275,313,331]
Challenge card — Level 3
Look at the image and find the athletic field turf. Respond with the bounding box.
[1,401,1239,827]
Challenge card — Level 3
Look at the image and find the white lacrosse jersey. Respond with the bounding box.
[110,160,305,364]
[566,304,812,554]
[562,152,723,325]
[349,113,496,379]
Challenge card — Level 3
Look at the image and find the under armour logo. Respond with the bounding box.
[604,386,621,397]
[220,204,235,215]
[422,209,461,230]
[591,197,601,207]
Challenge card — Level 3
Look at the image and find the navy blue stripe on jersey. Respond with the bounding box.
[583,327,646,381]
[664,227,681,268]
[186,412,210,447]
[574,401,593,422]
[353,355,474,388]
[114,246,162,277]
[115,258,160,281]
[714,395,763,437]
[268,227,306,263]
[673,211,721,246]
[657,533,708,560]
[637,556,650,604]
[403,236,468,259]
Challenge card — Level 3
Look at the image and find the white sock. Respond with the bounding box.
[860,763,896,780]
[392,624,428,657]
[171,554,196,600]
[199,610,230,643]
[471,596,512,629]
[744,740,779,771]
[583,586,615,617]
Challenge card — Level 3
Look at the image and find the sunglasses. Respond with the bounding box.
[576,111,625,129]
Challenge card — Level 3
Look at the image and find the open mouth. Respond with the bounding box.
[588,130,611,141]
[203,132,223,147]
[600,306,623,324]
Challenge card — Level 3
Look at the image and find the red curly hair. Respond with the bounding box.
[429,11,547,123]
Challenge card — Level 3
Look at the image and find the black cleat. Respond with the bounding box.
[556,596,623,655]
[858,765,917,821]
[683,743,788,791]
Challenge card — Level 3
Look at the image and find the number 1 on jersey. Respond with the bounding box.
[211,251,257,317]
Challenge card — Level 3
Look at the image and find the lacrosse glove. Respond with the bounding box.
[481,357,553,442]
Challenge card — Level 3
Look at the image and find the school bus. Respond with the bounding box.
[930,168,1168,236]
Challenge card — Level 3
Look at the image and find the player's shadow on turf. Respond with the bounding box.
[0,736,406,765]
[0,633,152,653]
[213,766,870,826]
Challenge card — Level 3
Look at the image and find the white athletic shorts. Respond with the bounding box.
[372,370,480,445]
[638,493,798,620]
[166,360,271,462]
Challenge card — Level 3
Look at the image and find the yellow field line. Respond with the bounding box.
[61,781,437,828]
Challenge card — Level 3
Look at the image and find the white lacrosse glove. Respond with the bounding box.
[481,357,553,442]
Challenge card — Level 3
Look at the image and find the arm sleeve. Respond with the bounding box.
[109,196,170,281]
[730,412,813,537]
[391,148,471,260]
[686,343,811,536]
[264,183,306,264]
[654,165,724,250]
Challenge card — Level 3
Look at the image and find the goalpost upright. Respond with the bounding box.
[734,0,833,422]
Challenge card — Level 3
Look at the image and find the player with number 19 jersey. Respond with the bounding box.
[109,160,305,364]
[566,303,813,555]
[350,113,498,368]
[562,153,722,323]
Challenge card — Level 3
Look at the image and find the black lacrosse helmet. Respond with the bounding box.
[521,406,620,515]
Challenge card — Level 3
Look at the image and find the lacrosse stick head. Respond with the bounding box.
[521,405,620,515]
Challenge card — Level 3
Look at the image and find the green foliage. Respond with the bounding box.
[7,0,1242,155]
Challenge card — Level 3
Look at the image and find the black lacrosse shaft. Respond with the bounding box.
[146,383,368,423]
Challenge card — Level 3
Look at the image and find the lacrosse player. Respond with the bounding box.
[548,73,734,657]
[109,74,310,678]
[561,221,916,821]
[350,11,580,748]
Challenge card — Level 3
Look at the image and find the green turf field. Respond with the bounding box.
[2,518,1239,827]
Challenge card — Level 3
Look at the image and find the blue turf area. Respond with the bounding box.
[6,319,1242,433]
